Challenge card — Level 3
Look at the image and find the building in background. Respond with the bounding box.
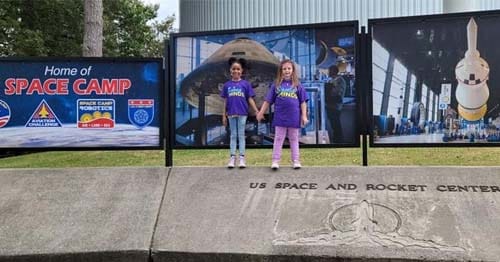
[179,0,500,33]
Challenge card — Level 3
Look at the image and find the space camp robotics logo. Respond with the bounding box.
[0,99,11,128]
[77,99,115,129]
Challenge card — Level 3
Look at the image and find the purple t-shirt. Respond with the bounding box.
[265,80,308,128]
[220,79,255,115]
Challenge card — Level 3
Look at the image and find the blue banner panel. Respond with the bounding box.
[0,58,163,149]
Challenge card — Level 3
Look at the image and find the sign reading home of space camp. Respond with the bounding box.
[0,59,162,148]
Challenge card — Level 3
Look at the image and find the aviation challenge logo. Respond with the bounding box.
[0,100,11,128]
[25,100,62,127]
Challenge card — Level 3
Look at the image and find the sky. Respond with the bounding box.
[141,0,179,29]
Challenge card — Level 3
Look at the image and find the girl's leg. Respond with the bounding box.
[228,117,238,156]
[287,127,300,161]
[237,116,247,156]
[272,126,287,162]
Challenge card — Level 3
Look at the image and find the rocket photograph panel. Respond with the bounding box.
[370,11,500,145]
[172,23,359,148]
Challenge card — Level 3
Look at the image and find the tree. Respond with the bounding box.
[102,0,174,57]
[0,0,174,57]
[0,1,22,56]
[83,0,103,56]
[0,0,83,56]
[147,15,176,57]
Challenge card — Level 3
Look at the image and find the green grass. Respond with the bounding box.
[0,147,499,168]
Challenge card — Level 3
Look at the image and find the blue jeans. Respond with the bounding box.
[228,115,247,156]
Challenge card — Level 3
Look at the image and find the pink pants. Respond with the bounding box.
[272,126,300,162]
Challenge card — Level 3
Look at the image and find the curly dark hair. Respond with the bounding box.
[228,57,248,70]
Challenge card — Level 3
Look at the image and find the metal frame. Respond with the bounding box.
[368,9,500,148]
[167,21,362,153]
[0,57,165,152]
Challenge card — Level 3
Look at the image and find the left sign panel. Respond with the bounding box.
[0,58,163,149]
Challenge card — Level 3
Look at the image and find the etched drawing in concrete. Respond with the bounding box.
[273,200,465,252]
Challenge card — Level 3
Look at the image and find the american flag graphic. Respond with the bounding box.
[0,116,9,127]
[0,100,11,128]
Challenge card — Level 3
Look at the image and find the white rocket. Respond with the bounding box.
[455,17,489,121]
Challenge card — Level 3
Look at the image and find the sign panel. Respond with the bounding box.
[0,59,163,149]
[439,83,451,110]
[369,11,500,146]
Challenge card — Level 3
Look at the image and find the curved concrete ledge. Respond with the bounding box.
[0,167,168,262]
[153,166,500,262]
[1,166,500,261]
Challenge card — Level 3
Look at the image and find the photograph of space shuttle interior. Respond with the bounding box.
[172,22,359,148]
[370,10,500,145]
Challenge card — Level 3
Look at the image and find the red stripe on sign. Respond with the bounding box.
[129,100,153,105]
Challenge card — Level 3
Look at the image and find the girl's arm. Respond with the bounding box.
[300,101,309,127]
[248,97,259,115]
[222,98,227,126]
[256,101,270,122]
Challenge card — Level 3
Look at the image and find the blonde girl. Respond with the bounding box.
[256,59,308,169]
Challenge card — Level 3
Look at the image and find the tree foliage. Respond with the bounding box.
[0,0,174,57]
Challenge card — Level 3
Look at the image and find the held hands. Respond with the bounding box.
[256,111,265,122]
[301,116,309,128]
[222,115,227,126]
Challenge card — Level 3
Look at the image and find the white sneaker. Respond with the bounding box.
[271,161,279,170]
[239,156,246,168]
[227,156,236,168]
[292,160,302,169]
